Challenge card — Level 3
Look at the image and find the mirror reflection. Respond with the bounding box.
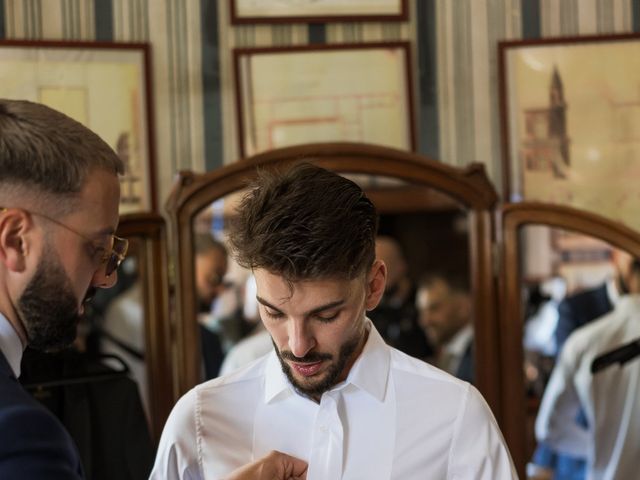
[189,175,474,385]
[520,225,638,479]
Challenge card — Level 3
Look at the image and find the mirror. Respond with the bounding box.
[499,202,640,477]
[166,142,501,416]
[98,213,172,442]
[519,226,630,471]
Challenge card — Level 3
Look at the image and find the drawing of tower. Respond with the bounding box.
[520,66,571,178]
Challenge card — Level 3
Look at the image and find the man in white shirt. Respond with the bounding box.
[416,271,474,383]
[535,259,640,480]
[151,163,517,479]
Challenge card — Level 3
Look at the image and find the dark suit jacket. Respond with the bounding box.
[555,283,613,353]
[0,350,84,479]
[456,340,474,385]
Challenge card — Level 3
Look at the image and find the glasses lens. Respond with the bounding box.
[105,254,119,277]
[105,236,129,277]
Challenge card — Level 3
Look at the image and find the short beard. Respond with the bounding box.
[274,332,362,398]
[18,254,82,352]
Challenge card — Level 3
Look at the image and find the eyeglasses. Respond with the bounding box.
[0,207,128,278]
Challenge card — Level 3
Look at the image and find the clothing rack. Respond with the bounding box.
[21,353,130,390]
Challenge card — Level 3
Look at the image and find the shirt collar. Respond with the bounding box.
[607,277,622,306]
[263,319,391,404]
[0,312,23,377]
[615,294,640,316]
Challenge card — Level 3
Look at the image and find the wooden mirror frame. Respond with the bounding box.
[115,212,173,443]
[498,202,640,478]
[165,142,502,415]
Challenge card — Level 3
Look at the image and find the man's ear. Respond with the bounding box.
[0,209,32,272]
[365,259,387,311]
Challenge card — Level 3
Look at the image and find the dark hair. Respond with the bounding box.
[227,162,378,282]
[194,233,227,258]
[419,270,470,294]
[0,99,123,197]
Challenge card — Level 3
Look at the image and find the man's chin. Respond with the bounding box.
[282,361,336,397]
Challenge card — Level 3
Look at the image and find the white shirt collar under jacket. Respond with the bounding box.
[0,312,23,377]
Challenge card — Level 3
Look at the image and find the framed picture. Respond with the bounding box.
[230,0,407,24]
[499,34,640,232]
[234,42,416,157]
[0,40,156,214]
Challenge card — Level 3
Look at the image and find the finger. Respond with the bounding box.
[275,452,307,478]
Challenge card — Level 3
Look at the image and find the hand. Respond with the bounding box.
[224,451,308,480]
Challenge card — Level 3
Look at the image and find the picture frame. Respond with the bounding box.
[498,34,640,232]
[233,42,416,157]
[0,40,157,214]
[230,0,408,24]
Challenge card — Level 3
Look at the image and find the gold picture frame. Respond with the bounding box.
[234,42,416,157]
[499,34,640,232]
[230,0,407,24]
[0,40,157,214]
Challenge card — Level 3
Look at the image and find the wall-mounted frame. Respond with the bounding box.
[230,0,408,24]
[0,40,157,214]
[499,33,640,233]
[234,42,416,158]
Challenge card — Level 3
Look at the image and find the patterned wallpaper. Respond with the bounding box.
[1,0,638,207]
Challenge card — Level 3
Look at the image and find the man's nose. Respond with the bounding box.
[92,268,118,289]
[288,319,316,358]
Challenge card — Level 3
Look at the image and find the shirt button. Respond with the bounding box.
[319,425,328,432]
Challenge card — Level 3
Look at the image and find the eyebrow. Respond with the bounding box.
[92,226,116,239]
[256,296,346,317]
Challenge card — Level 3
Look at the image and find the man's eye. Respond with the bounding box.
[90,245,108,262]
[315,312,339,323]
[263,309,284,319]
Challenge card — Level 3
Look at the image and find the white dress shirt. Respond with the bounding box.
[151,322,516,480]
[535,295,640,480]
[0,312,22,377]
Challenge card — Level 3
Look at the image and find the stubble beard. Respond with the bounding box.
[274,329,364,399]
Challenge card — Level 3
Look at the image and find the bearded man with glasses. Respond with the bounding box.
[0,99,126,479]
[0,101,308,480]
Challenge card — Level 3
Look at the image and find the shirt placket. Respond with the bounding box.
[308,392,344,480]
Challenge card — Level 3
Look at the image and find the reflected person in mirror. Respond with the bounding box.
[150,163,517,479]
[195,233,254,379]
[195,233,229,379]
[0,99,126,479]
[368,235,433,360]
[530,248,635,479]
[416,271,474,383]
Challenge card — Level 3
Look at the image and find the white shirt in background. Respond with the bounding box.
[218,328,272,376]
[536,295,640,480]
[150,322,517,480]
